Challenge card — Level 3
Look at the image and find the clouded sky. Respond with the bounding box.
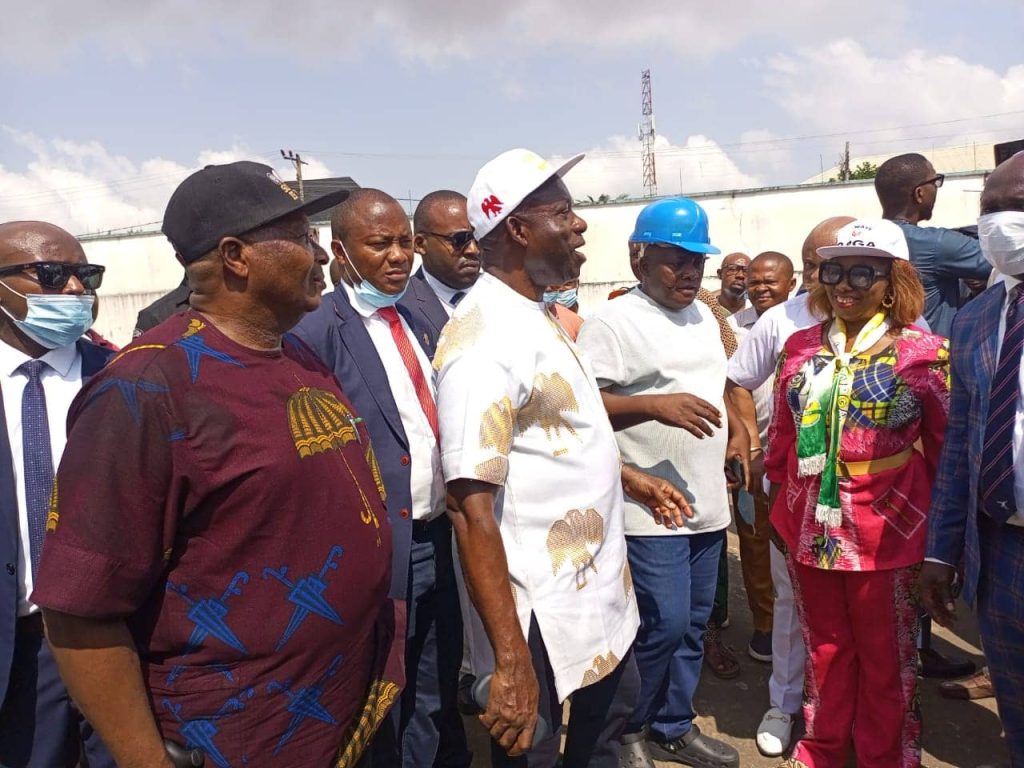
[2,0,1022,235]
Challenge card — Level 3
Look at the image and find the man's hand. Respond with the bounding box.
[920,561,958,628]
[724,423,752,492]
[652,394,722,438]
[481,650,540,756]
[622,464,693,529]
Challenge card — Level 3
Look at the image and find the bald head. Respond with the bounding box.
[414,190,467,232]
[801,216,855,291]
[331,188,405,245]
[982,151,1024,214]
[0,221,86,268]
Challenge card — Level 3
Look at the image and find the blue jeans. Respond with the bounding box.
[625,530,724,742]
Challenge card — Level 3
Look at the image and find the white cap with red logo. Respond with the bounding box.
[816,218,911,261]
[467,148,585,241]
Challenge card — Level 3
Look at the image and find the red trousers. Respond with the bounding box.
[788,559,921,768]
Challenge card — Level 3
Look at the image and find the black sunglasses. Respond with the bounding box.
[0,262,105,291]
[421,230,477,251]
[915,174,945,191]
[819,262,890,290]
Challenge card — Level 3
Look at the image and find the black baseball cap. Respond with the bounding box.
[162,161,350,263]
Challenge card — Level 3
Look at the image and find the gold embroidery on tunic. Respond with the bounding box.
[182,318,205,338]
[480,396,516,455]
[365,444,387,502]
[474,457,508,485]
[582,651,621,687]
[517,373,580,446]
[546,508,604,589]
[46,480,59,532]
[287,387,359,458]
[335,679,400,767]
[623,562,633,599]
[433,304,484,372]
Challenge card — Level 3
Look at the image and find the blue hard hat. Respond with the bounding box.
[629,198,721,255]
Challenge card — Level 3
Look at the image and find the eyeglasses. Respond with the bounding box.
[721,265,748,275]
[0,262,105,291]
[915,174,945,191]
[421,230,477,251]
[819,262,890,290]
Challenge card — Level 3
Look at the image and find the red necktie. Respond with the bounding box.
[378,307,440,443]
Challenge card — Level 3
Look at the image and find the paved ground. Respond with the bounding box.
[464,529,1010,767]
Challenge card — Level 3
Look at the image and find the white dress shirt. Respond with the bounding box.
[342,283,445,521]
[0,341,82,616]
[993,274,1024,526]
[422,269,463,318]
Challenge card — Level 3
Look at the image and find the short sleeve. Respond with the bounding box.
[577,317,628,389]
[728,312,777,390]
[32,357,187,619]
[436,334,532,487]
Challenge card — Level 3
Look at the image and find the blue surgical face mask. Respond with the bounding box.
[337,241,407,309]
[0,283,95,349]
[544,288,578,308]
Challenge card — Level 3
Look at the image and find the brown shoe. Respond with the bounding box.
[939,667,994,700]
[703,627,741,679]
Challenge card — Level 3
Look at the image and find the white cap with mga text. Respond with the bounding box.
[817,218,911,261]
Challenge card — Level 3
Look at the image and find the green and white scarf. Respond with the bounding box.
[796,312,890,528]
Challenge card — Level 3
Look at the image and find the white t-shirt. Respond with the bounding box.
[435,272,639,701]
[728,304,775,446]
[727,293,817,392]
[578,288,731,537]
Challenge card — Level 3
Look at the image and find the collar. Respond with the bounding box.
[477,271,546,312]
[0,339,78,379]
[1000,273,1021,303]
[340,280,380,320]
[422,268,463,306]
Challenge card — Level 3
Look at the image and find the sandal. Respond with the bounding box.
[703,627,741,679]
[618,731,655,768]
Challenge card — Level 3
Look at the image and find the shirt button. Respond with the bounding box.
[400,455,410,466]
[400,508,410,518]
[5,563,14,576]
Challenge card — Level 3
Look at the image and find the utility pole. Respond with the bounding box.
[840,141,851,182]
[280,149,308,201]
[639,69,657,198]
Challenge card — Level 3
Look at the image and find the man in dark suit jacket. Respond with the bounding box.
[401,190,481,351]
[0,221,115,767]
[132,275,190,337]
[295,189,470,768]
[922,152,1024,765]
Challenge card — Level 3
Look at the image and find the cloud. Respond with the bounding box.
[556,133,760,200]
[763,40,1024,153]
[0,128,332,235]
[6,0,906,66]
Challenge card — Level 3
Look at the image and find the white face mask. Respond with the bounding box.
[978,211,1024,274]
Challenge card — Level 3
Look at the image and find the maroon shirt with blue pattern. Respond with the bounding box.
[33,311,400,767]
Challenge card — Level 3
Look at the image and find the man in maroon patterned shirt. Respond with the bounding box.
[32,162,403,768]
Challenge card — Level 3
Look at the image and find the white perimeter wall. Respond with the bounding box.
[80,173,987,346]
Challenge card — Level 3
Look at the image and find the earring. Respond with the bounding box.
[882,293,895,309]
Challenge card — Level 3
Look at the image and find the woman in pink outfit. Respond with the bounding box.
[765,219,950,768]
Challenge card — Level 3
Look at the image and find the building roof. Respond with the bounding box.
[803,142,997,185]
[293,176,361,223]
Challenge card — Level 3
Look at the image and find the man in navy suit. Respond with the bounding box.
[402,190,481,352]
[922,152,1024,765]
[0,221,114,767]
[294,189,470,768]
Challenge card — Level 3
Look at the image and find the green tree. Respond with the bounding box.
[830,161,879,182]
[576,193,631,205]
